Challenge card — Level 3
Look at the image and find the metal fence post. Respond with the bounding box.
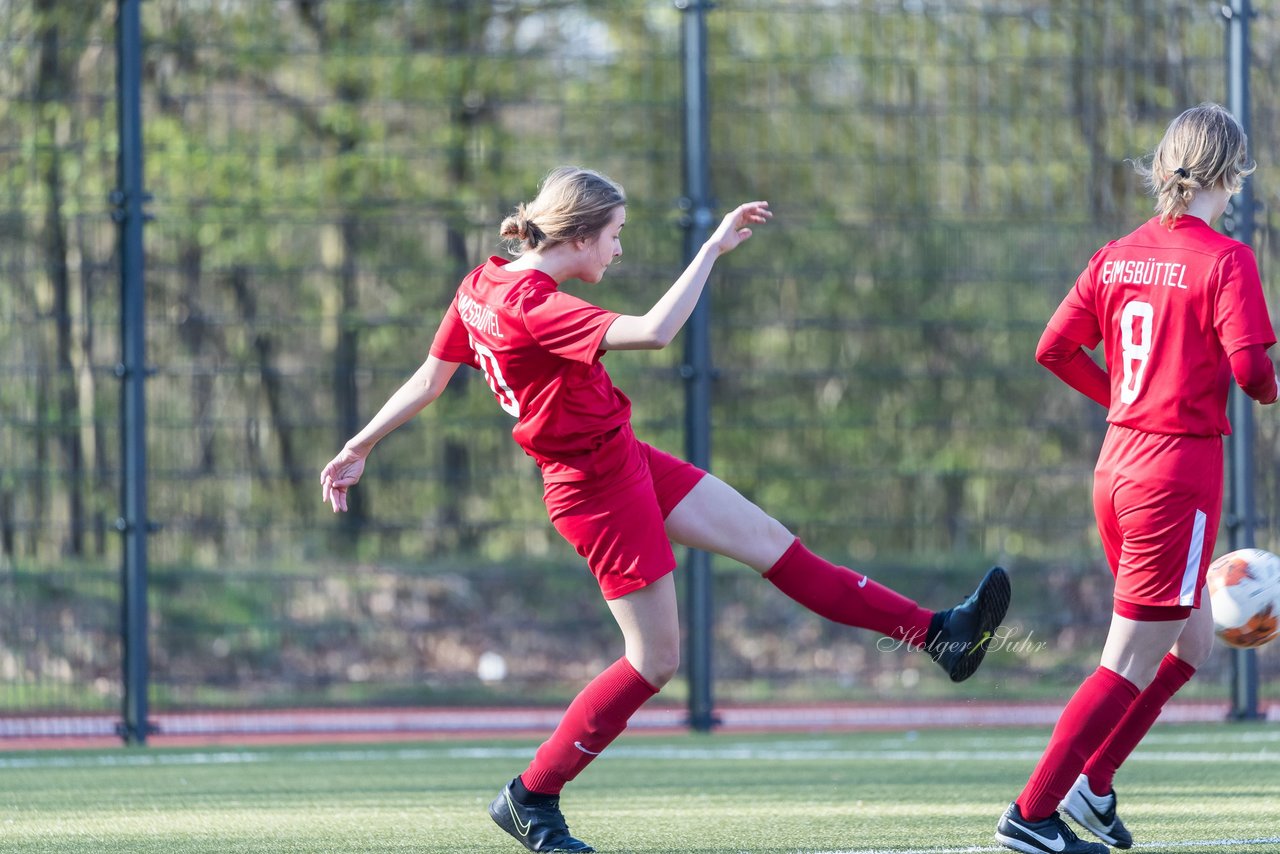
[115,0,152,745]
[676,0,717,733]
[1222,0,1261,722]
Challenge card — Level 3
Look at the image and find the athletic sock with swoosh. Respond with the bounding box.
[1082,653,1196,793]
[1017,666,1140,822]
[763,537,934,646]
[520,656,658,796]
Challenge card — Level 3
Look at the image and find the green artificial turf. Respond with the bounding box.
[0,724,1277,853]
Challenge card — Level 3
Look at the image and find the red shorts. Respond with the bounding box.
[541,425,706,600]
[1093,424,1223,613]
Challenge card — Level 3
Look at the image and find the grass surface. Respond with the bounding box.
[0,724,1277,853]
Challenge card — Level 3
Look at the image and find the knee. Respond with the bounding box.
[1101,644,1168,690]
[631,645,680,689]
[1112,660,1160,690]
[649,646,681,688]
[1171,631,1214,669]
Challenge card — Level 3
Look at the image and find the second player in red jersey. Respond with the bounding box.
[996,104,1278,854]
[1049,215,1274,437]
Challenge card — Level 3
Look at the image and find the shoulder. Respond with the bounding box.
[1188,223,1247,256]
[1111,216,1248,263]
[1181,226,1258,283]
[1086,237,1123,263]
[517,289,610,334]
[1158,216,1253,262]
[510,275,565,315]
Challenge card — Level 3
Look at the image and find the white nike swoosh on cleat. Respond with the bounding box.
[1007,819,1066,852]
[504,791,533,837]
[857,576,869,588]
[573,741,602,755]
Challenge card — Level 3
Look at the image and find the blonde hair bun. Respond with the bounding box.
[500,167,625,255]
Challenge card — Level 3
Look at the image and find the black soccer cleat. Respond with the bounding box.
[488,779,595,853]
[926,565,1011,682]
[996,802,1109,854]
[1061,773,1133,849]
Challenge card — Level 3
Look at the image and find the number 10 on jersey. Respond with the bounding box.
[470,336,521,417]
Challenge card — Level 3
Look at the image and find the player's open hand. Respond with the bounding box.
[708,201,771,257]
[320,448,366,513]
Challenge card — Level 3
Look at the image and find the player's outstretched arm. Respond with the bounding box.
[602,201,771,351]
[320,355,462,512]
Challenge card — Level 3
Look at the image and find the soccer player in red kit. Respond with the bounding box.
[321,166,1011,854]
[995,104,1278,854]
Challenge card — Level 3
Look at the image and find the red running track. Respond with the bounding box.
[0,700,1269,750]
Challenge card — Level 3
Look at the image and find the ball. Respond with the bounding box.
[476,650,508,683]
[1206,548,1280,649]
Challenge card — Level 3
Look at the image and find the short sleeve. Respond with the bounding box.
[1045,267,1103,349]
[521,288,620,363]
[428,300,478,365]
[1214,245,1276,356]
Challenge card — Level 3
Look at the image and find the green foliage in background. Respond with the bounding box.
[2,1,1280,709]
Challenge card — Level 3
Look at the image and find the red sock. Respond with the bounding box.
[520,657,658,795]
[1082,654,1196,794]
[764,538,934,646]
[1016,666,1140,821]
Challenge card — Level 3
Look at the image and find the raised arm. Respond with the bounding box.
[602,201,771,350]
[320,355,462,512]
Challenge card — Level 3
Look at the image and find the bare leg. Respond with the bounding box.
[663,474,794,572]
[663,474,1009,682]
[605,573,681,687]
[1169,596,1215,667]
[665,475,929,635]
[1098,613,1188,690]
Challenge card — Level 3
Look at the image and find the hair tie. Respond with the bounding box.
[1174,167,1190,179]
[523,218,545,247]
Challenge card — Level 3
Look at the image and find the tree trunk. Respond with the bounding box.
[178,242,219,474]
[227,265,308,519]
[36,1,82,556]
[334,214,367,537]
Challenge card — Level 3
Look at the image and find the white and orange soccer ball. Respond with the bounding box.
[1206,548,1280,649]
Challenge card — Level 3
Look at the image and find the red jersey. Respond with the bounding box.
[429,257,631,476]
[1047,216,1275,436]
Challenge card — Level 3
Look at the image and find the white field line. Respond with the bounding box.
[1,743,1278,769]
[816,840,1280,854]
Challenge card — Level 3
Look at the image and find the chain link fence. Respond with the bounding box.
[1,1,1278,726]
